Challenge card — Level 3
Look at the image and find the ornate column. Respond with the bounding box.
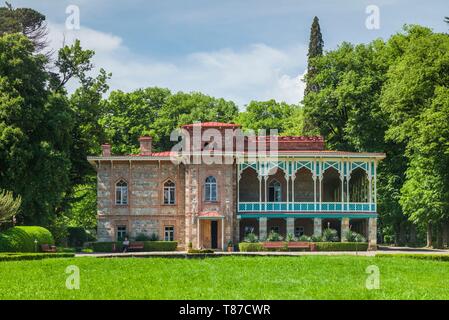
[341,217,350,242]
[286,218,295,236]
[313,218,322,237]
[368,217,377,250]
[340,171,345,211]
[259,217,267,240]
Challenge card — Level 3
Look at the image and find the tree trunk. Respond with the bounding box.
[442,222,449,249]
[436,224,442,249]
[409,224,417,246]
[399,222,407,245]
[427,222,433,248]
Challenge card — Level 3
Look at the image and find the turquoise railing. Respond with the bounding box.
[238,202,376,212]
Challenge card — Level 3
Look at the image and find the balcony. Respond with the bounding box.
[238,202,376,213]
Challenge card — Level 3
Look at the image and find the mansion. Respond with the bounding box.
[88,122,385,250]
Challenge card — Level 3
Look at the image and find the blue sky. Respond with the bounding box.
[12,0,449,106]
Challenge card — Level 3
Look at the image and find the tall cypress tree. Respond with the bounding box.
[305,16,324,95]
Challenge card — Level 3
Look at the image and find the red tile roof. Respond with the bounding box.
[182,122,241,128]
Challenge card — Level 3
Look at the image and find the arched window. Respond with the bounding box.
[163,180,176,205]
[205,176,217,202]
[268,179,281,202]
[115,180,128,205]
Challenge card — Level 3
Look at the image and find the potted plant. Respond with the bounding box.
[227,240,233,252]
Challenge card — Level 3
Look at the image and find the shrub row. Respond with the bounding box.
[187,249,215,254]
[315,242,369,252]
[239,242,265,252]
[0,226,54,252]
[0,253,74,262]
[90,241,178,252]
[376,253,449,261]
[238,242,369,252]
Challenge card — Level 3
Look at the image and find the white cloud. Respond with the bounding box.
[47,22,306,107]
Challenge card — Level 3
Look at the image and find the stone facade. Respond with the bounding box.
[88,122,385,250]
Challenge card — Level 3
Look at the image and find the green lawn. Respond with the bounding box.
[0,255,448,299]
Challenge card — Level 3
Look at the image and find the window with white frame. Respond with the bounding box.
[294,226,304,237]
[117,225,127,241]
[163,180,176,205]
[115,180,128,205]
[164,226,174,241]
[268,179,281,202]
[205,176,217,202]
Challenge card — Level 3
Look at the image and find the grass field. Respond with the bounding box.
[0,255,448,299]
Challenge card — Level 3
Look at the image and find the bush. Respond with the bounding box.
[345,230,366,243]
[322,228,339,242]
[0,253,74,261]
[90,241,178,252]
[243,232,259,243]
[0,226,54,252]
[266,231,283,242]
[81,248,93,253]
[91,242,122,252]
[315,242,368,251]
[187,249,214,254]
[310,235,322,242]
[299,235,312,242]
[239,242,264,252]
[286,233,296,242]
[67,227,88,247]
[143,241,177,251]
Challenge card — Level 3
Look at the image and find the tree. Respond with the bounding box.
[235,100,303,135]
[0,33,73,225]
[0,189,21,225]
[0,2,49,52]
[304,16,324,96]
[152,91,238,152]
[100,87,171,155]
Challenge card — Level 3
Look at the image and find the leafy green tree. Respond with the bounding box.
[235,100,303,135]
[0,33,73,225]
[151,91,238,151]
[100,87,171,154]
[0,189,21,225]
[0,2,48,52]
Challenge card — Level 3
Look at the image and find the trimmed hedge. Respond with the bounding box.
[376,253,449,261]
[315,242,368,251]
[187,249,214,254]
[238,242,369,252]
[91,242,122,252]
[0,253,74,261]
[90,241,177,252]
[0,226,54,252]
[144,241,177,252]
[239,242,265,252]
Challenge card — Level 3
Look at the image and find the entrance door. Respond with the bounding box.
[210,220,218,249]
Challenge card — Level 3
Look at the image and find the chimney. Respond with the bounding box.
[139,136,152,155]
[101,144,111,157]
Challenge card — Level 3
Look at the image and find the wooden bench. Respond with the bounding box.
[287,242,316,252]
[41,244,57,253]
[128,241,144,251]
[263,242,285,250]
